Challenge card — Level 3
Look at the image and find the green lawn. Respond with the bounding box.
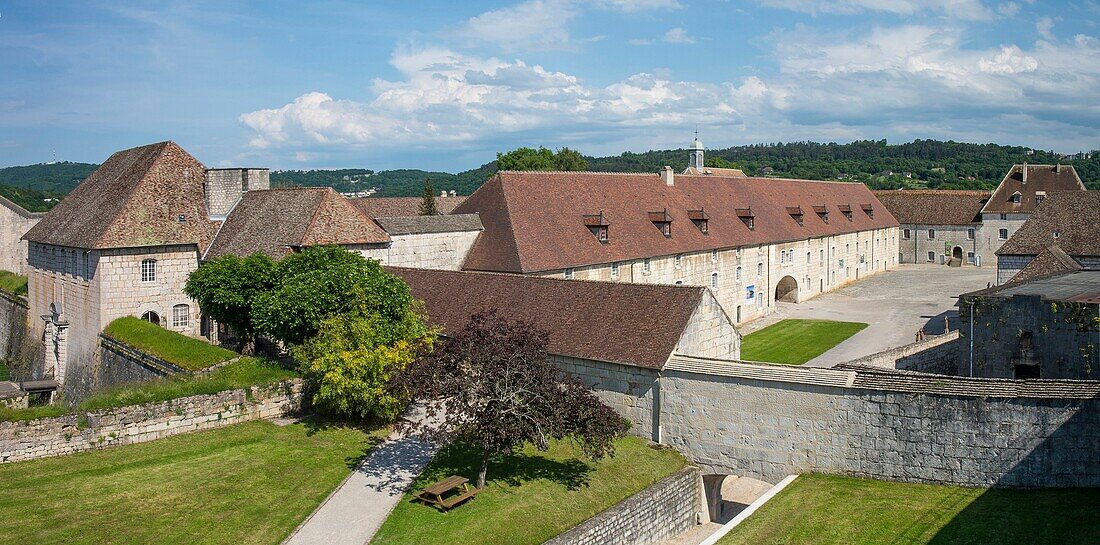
[740,319,868,365]
[0,420,387,545]
[0,357,296,423]
[0,269,27,296]
[372,438,688,545]
[0,360,9,381]
[104,316,237,371]
[720,474,1100,545]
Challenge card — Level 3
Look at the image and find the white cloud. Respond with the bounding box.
[758,0,995,20]
[1036,17,1057,40]
[997,2,1020,17]
[595,0,682,11]
[629,38,653,45]
[663,27,696,44]
[451,0,577,51]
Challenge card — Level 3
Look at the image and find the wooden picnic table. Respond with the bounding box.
[414,475,480,511]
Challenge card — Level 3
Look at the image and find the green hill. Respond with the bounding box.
[3,141,1096,209]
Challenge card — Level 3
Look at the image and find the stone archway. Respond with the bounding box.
[141,311,162,326]
[952,246,964,260]
[775,275,799,303]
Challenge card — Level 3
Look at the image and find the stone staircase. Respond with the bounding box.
[947,257,962,267]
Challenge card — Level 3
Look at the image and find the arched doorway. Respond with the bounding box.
[775,275,799,303]
[141,311,161,326]
[952,246,963,260]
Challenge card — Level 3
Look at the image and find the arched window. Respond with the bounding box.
[172,304,190,328]
[141,259,157,282]
[735,266,742,281]
[710,272,718,288]
[141,311,161,326]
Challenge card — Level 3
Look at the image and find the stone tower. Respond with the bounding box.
[689,136,704,170]
[203,168,270,219]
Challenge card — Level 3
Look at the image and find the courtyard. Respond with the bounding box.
[742,264,997,367]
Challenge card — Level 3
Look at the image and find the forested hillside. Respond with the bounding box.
[3,140,1096,211]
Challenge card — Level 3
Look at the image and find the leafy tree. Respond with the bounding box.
[419,178,438,216]
[398,310,626,488]
[496,147,556,171]
[184,253,276,353]
[552,147,588,171]
[704,156,742,170]
[252,246,413,346]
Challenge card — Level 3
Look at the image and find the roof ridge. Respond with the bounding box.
[498,170,660,176]
[388,265,707,292]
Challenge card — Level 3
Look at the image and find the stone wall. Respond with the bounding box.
[674,290,741,360]
[553,355,660,441]
[996,254,1033,284]
[352,230,482,270]
[0,379,301,464]
[898,224,986,266]
[844,331,960,375]
[658,356,1100,488]
[0,289,37,380]
[543,467,701,545]
[0,198,42,275]
[536,227,899,326]
[204,168,270,218]
[97,334,183,387]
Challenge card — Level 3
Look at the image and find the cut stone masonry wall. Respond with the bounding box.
[0,379,302,464]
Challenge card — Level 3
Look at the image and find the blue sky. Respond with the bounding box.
[2,1,1098,171]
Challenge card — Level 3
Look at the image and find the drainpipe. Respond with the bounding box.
[654,371,664,444]
[968,299,975,377]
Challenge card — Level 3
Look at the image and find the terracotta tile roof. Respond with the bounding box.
[23,141,217,251]
[455,171,899,273]
[996,191,1100,257]
[205,187,389,259]
[683,166,747,177]
[981,164,1086,214]
[872,190,989,225]
[1008,246,1083,284]
[387,266,707,369]
[350,196,466,218]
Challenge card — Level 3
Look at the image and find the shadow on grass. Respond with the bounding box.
[295,414,390,469]
[425,442,595,491]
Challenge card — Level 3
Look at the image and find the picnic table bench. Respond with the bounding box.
[414,475,480,511]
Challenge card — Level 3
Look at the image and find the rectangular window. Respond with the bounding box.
[927,251,935,262]
[757,262,763,276]
[643,258,651,273]
[903,228,911,239]
[928,229,935,239]
[675,254,682,267]
[967,252,975,263]
[736,267,742,281]
[141,259,156,283]
[172,305,189,328]
[564,268,574,280]
[1000,213,1007,220]
[999,228,1009,240]
[711,249,718,263]
[611,262,619,278]
[967,228,975,240]
[710,272,718,288]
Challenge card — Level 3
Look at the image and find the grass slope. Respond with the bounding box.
[372,438,687,545]
[104,316,236,371]
[0,420,387,545]
[720,474,1100,545]
[0,358,296,422]
[0,270,28,296]
[0,360,9,381]
[741,319,868,365]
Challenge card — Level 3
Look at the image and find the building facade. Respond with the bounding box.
[874,190,990,267]
[994,191,1100,284]
[0,197,43,275]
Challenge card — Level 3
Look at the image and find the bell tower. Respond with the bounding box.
[689,130,704,170]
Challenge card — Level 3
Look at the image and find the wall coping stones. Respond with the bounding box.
[843,331,959,369]
[666,355,856,388]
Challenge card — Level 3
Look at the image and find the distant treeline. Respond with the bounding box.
[3,140,1096,211]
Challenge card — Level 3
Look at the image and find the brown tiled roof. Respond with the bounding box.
[996,191,1100,257]
[963,270,1100,305]
[350,196,466,218]
[387,266,707,369]
[455,171,899,273]
[872,190,989,225]
[205,187,389,259]
[683,166,747,177]
[981,164,1086,214]
[1008,246,1083,284]
[24,141,217,250]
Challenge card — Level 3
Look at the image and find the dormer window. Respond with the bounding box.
[688,208,709,234]
[649,209,672,237]
[736,207,755,230]
[1036,191,1046,205]
[1011,191,1022,204]
[838,204,853,221]
[787,206,804,226]
[813,205,829,223]
[583,212,610,243]
[1053,230,1062,239]
[861,203,874,218]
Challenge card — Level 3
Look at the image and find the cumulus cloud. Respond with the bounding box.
[663,27,696,44]
[1036,17,1057,40]
[451,0,577,51]
[758,0,995,20]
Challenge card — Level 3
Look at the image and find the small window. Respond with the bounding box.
[675,254,682,267]
[711,249,718,263]
[967,252,975,263]
[1053,230,1062,239]
[611,262,619,278]
[806,251,811,263]
[564,268,574,280]
[967,228,975,240]
[643,258,651,273]
[927,229,935,240]
[710,272,718,288]
[177,214,186,223]
[999,228,1008,240]
[757,262,763,276]
[674,280,683,286]
[172,304,190,328]
[820,249,824,262]
[1011,192,1022,204]
[141,259,157,283]
[596,226,608,242]
[903,228,911,239]
[927,251,935,262]
[736,266,742,281]
[1000,213,1007,220]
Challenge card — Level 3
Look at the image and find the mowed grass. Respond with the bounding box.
[372,437,688,545]
[720,474,1100,545]
[0,269,27,296]
[0,420,388,545]
[105,316,237,371]
[740,319,868,365]
[0,357,296,422]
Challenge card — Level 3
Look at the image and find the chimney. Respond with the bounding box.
[1021,162,1027,184]
[441,190,447,198]
[1056,163,1062,174]
[449,190,456,197]
[661,166,675,186]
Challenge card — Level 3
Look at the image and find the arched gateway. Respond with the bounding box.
[775,276,799,303]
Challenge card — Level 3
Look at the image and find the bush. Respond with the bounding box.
[0,270,27,296]
[104,317,236,371]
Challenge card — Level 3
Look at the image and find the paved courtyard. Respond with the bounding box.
[742,264,997,368]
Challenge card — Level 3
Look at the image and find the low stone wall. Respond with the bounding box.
[660,355,1100,488]
[0,379,302,464]
[543,466,701,545]
[844,331,960,375]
